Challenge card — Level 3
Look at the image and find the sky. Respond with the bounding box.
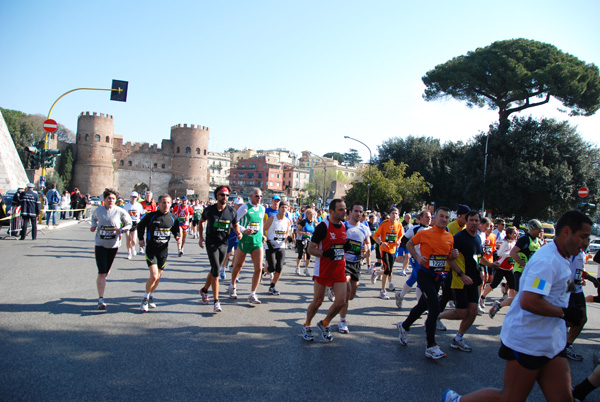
[1,0,599,163]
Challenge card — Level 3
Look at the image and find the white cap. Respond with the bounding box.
[130,191,139,198]
[234,197,244,205]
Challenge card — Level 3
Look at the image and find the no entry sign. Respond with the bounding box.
[43,119,58,133]
[578,187,589,198]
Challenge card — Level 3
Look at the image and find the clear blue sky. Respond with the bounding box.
[1,1,599,162]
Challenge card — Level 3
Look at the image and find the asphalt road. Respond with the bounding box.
[1,221,600,402]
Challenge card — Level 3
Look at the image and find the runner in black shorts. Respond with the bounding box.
[137,194,181,312]
[199,185,240,312]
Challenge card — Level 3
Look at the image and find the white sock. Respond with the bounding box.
[145,293,151,299]
[250,291,255,296]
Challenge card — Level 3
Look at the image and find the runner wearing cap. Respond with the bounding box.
[190,199,203,239]
[124,191,144,259]
[264,200,292,295]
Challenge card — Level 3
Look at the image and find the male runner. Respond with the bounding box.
[439,210,499,352]
[302,199,347,342]
[198,186,241,312]
[338,203,371,334]
[398,207,457,360]
[124,191,144,259]
[443,210,590,402]
[229,188,266,304]
[137,194,182,312]
[190,199,203,239]
[397,213,412,276]
[172,196,193,257]
[264,200,292,296]
[372,208,403,298]
[220,197,244,280]
[139,191,157,254]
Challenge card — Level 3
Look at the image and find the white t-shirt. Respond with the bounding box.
[500,241,571,358]
[344,221,371,263]
[569,251,586,294]
[266,215,290,249]
[404,224,431,257]
[124,202,144,223]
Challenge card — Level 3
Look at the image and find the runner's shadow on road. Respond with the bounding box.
[0,298,110,317]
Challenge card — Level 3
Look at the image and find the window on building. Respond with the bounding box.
[239,173,245,178]
[120,160,124,166]
[249,164,256,169]
[247,173,254,178]
[105,136,110,143]
[186,147,191,154]
[204,150,207,155]
[277,174,280,178]
[258,173,262,178]
[276,183,280,187]
[128,161,132,166]
[257,182,262,187]
[153,163,158,168]
[248,181,254,186]
[177,147,180,153]
[162,164,165,169]
[270,173,274,178]
[241,164,245,168]
[196,148,200,154]
[94,134,100,142]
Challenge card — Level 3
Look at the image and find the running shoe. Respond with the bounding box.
[213,301,222,312]
[499,293,508,302]
[338,320,349,334]
[388,282,395,291]
[397,322,408,346]
[304,268,311,277]
[295,267,301,275]
[141,297,149,312]
[593,350,600,368]
[127,250,132,260]
[248,294,262,304]
[302,325,314,341]
[219,268,226,280]
[132,248,137,256]
[327,287,335,302]
[436,317,447,331]
[139,246,145,254]
[178,249,183,257]
[98,298,106,311]
[229,284,238,299]
[148,296,157,309]
[371,270,378,284]
[565,345,584,362]
[442,389,461,402]
[317,320,333,342]
[477,305,485,315]
[200,288,210,304]
[269,286,280,295]
[425,345,447,360]
[379,289,390,300]
[368,264,374,274]
[448,300,455,308]
[395,293,404,309]
[489,301,502,319]
[399,271,407,276]
[479,298,486,309]
[451,338,473,352]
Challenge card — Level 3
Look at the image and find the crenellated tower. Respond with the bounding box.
[168,124,210,200]
[73,112,115,195]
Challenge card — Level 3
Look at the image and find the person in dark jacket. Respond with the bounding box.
[71,188,84,220]
[20,183,41,240]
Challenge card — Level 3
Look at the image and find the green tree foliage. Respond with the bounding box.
[468,117,600,222]
[344,161,429,213]
[57,144,74,189]
[309,169,339,200]
[323,152,345,164]
[376,136,467,208]
[422,39,600,133]
[343,148,363,166]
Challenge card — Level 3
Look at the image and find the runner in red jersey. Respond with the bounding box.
[302,199,347,343]
[172,196,193,257]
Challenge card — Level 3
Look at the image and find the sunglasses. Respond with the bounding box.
[253,194,262,198]
[218,193,229,197]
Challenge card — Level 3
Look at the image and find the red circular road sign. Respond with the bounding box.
[578,187,589,198]
[43,119,58,133]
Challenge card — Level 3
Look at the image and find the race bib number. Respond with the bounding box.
[248,222,260,232]
[274,230,286,241]
[483,245,492,255]
[332,244,345,261]
[429,254,447,272]
[346,239,362,256]
[385,233,397,243]
[214,220,230,232]
[153,228,171,243]
[129,211,138,217]
[99,225,117,240]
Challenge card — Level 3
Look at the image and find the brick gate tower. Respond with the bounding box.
[72,112,115,196]
[168,124,210,200]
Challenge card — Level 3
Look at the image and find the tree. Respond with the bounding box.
[57,145,75,189]
[323,152,345,164]
[344,160,429,213]
[466,117,600,222]
[343,148,362,166]
[309,169,339,201]
[422,38,600,133]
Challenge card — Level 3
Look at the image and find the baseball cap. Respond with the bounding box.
[456,204,471,216]
[26,183,35,188]
[273,195,281,200]
[130,191,139,198]
[181,196,188,201]
[234,197,244,205]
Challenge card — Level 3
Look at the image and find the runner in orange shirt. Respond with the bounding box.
[372,208,404,299]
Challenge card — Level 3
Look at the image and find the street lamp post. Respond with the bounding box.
[344,136,372,211]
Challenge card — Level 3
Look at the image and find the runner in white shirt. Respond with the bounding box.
[443,210,592,402]
[123,191,144,259]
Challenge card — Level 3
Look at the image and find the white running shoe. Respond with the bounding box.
[479,298,486,309]
[138,246,145,255]
[371,270,378,284]
[200,288,209,304]
[304,268,311,277]
[317,321,333,342]
[395,293,403,309]
[451,338,473,352]
[425,345,447,360]
[213,301,222,312]
[436,317,447,331]
[248,294,262,304]
[326,287,335,302]
[295,267,301,275]
[477,305,485,315]
[98,298,107,311]
[338,321,349,334]
[148,296,157,309]
[302,325,314,341]
[132,248,137,256]
[140,297,149,312]
[229,285,238,299]
[127,250,132,260]
[379,289,390,300]
[368,264,374,274]
[397,322,408,345]
[442,389,461,402]
[388,282,395,291]
[268,286,280,295]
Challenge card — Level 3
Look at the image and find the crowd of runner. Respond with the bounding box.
[86,186,600,402]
